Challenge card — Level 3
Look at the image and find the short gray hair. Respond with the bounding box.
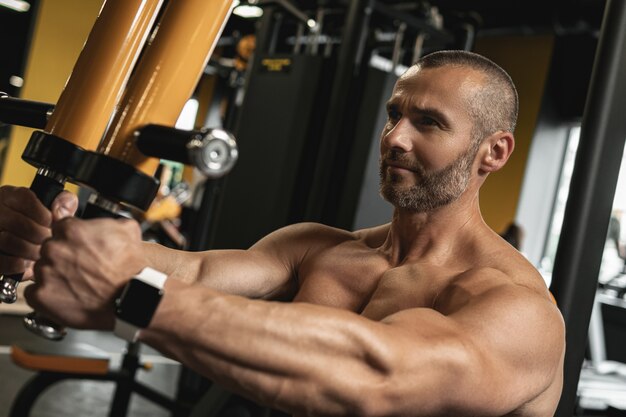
[415,50,519,143]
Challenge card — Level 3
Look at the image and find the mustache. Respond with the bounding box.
[380,150,425,175]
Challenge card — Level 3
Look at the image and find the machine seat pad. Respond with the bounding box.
[11,341,110,374]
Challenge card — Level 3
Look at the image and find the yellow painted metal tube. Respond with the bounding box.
[45,0,164,150]
[98,0,234,176]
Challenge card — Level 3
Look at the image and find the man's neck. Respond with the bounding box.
[381,193,484,266]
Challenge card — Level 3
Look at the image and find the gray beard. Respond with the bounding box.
[379,142,479,212]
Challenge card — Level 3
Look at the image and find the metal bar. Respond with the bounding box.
[310,8,324,55]
[135,124,238,178]
[391,23,407,70]
[45,0,164,149]
[0,93,53,129]
[293,23,304,54]
[588,297,606,366]
[259,0,312,27]
[98,0,235,176]
[305,0,373,221]
[412,33,425,64]
[268,12,283,55]
[371,1,452,44]
[550,1,626,415]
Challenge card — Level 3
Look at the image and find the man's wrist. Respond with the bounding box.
[114,267,168,342]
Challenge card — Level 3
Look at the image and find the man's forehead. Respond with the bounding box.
[400,64,479,83]
[391,65,483,104]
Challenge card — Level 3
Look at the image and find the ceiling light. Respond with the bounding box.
[0,0,30,12]
[233,4,263,18]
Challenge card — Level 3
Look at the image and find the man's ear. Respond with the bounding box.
[479,131,515,173]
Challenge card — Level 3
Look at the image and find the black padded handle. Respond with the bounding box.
[0,94,53,129]
[81,201,123,219]
[31,173,65,208]
[135,124,193,164]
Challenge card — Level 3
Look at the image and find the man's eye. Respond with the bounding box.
[387,109,401,121]
[420,116,438,126]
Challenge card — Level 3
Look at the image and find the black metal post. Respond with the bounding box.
[304,0,373,222]
[550,1,626,415]
[108,342,142,417]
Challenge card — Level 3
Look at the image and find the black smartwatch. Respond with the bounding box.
[114,267,168,342]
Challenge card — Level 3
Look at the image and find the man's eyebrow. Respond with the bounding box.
[385,101,450,126]
[407,106,449,124]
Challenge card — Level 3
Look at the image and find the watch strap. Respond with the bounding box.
[114,267,168,342]
[134,267,167,289]
[114,318,141,342]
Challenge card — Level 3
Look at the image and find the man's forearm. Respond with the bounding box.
[139,280,467,417]
[141,241,204,285]
[139,279,394,416]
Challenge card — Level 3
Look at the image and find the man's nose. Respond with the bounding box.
[382,118,413,152]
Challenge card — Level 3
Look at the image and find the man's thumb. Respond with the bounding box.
[51,191,79,221]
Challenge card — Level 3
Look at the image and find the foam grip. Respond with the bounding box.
[30,173,65,208]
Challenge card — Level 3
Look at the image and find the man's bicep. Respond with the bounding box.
[141,234,296,300]
[444,284,564,408]
[379,285,564,414]
[195,223,334,298]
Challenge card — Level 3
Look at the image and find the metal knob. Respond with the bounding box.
[188,128,238,178]
[23,312,67,341]
[0,274,20,303]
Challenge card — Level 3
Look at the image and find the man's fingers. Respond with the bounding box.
[0,208,52,245]
[0,253,28,274]
[22,261,35,281]
[51,191,79,222]
[0,186,52,227]
[39,238,74,266]
[23,281,45,314]
[0,230,44,260]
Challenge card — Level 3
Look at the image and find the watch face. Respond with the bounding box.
[115,278,163,327]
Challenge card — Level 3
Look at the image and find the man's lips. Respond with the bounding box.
[385,160,416,172]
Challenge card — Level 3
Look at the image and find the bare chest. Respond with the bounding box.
[294,251,456,320]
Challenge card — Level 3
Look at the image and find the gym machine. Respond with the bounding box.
[0,0,237,339]
[0,0,238,415]
[550,0,626,415]
[208,0,454,252]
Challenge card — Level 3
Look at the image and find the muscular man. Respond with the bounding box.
[0,50,564,416]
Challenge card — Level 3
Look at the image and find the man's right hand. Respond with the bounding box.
[0,186,78,280]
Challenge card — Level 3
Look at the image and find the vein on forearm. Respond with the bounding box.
[141,284,396,414]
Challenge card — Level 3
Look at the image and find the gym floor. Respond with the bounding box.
[0,312,181,417]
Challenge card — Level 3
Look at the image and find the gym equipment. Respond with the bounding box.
[8,340,189,417]
[0,0,237,341]
[0,0,165,340]
[550,1,626,415]
[5,0,238,415]
[135,125,238,179]
[0,92,53,129]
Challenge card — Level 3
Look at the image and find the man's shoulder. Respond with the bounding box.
[436,262,554,315]
[441,227,546,293]
[278,222,357,242]
[256,223,362,258]
[273,222,390,248]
